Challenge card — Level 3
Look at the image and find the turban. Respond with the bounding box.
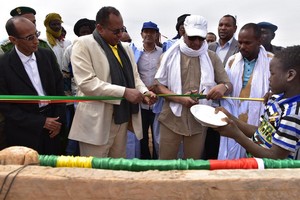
[44,13,63,47]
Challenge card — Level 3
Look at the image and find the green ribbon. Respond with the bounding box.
[38,155,210,171]
[91,158,210,171]
[263,158,300,169]
[0,94,207,102]
[39,155,300,171]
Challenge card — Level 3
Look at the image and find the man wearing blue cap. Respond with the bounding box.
[1,6,52,53]
[135,21,162,159]
[257,22,283,54]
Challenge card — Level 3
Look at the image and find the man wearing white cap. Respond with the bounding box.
[155,15,232,159]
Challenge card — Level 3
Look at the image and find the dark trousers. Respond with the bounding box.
[140,108,157,159]
[65,104,80,156]
[203,127,220,159]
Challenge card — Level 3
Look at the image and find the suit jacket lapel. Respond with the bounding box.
[34,50,49,94]
[9,48,36,91]
[224,38,239,66]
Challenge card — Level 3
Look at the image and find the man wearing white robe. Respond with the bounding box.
[218,23,273,160]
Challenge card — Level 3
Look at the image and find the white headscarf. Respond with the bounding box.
[155,38,216,116]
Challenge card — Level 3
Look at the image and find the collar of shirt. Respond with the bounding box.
[109,44,118,49]
[143,45,157,53]
[15,47,36,64]
[243,57,257,63]
[217,37,234,49]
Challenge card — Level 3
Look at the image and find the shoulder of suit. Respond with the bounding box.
[208,42,217,50]
[273,45,284,49]
[230,38,239,47]
[73,34,93,46]
[272,45,284,53]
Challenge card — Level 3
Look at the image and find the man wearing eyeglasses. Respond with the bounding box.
[155,15,232,160]
[0,17,66,155]
[1,6,52,53]
[68,6,157,158]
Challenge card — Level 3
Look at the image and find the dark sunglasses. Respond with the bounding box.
[106,26,127,35]
[15,31,41,41]
[187,36,205,42]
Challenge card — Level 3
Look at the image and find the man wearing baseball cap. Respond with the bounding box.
[1,6,52,53]
[257,21,283,54]
[155,15,232,160]
[134,21,162,159]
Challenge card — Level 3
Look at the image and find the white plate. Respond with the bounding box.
[190,104,228,128]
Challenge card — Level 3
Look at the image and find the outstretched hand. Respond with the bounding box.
[214,117,241,139]
[143,91,157,105]
[215,106,233,119]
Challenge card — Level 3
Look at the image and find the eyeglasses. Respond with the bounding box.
[15,31,41,41]
[106,26,127,35]
[187,36,205,42]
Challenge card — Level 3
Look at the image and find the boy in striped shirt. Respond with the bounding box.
[216,45,300,159]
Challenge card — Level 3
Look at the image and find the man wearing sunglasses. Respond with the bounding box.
[1,6,52,53]
[155,15,232,160]
[68,6,156,158]
[0,17,66,155]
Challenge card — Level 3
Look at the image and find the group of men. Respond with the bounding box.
[0,5,299,161]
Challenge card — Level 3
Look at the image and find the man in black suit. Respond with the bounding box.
[0,16,66,155]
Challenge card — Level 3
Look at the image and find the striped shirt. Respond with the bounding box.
[253,94,300,159]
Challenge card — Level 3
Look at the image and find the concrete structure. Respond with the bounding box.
[1,165,299,199]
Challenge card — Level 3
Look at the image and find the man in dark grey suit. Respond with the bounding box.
[0,17,66,155]
[208,14,239,67]
[205,14,239,159]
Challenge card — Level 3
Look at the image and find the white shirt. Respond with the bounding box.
[137,45,162,109]
[49,39,72,71]
[16,47,47,107]
[216,37,234,63]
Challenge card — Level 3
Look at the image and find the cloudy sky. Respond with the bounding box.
[1,0,299,48]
